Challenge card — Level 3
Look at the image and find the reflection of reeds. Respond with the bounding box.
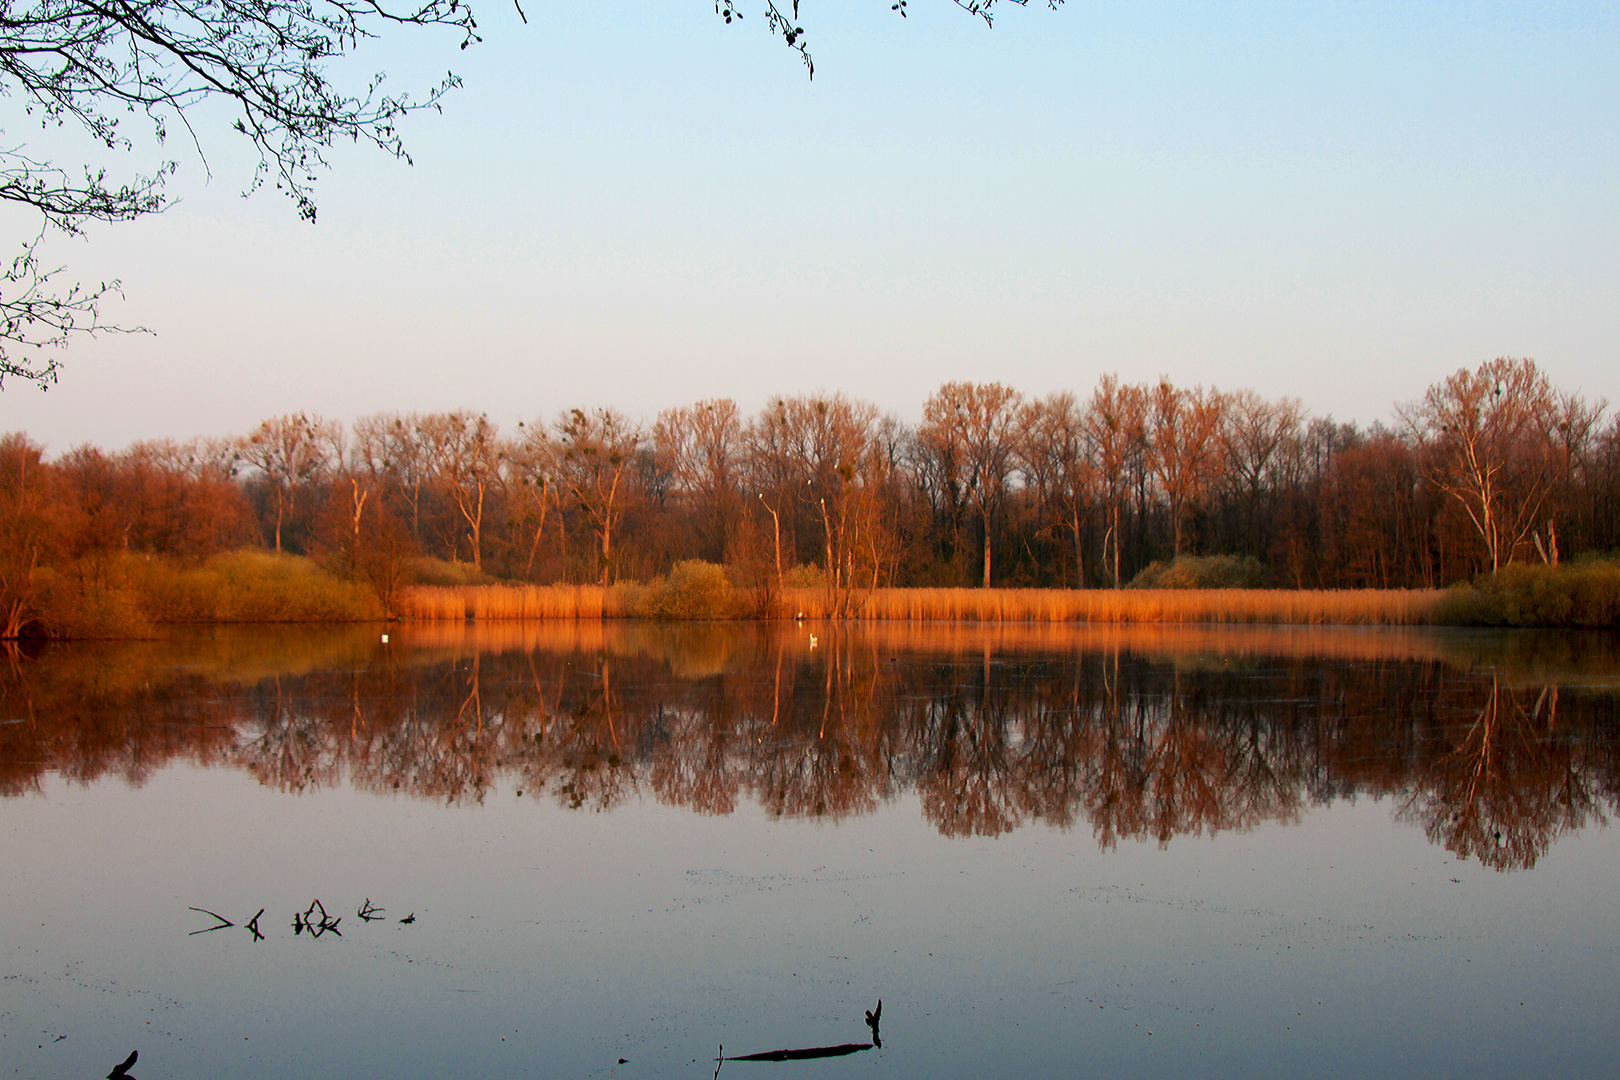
[20,621,1618,691]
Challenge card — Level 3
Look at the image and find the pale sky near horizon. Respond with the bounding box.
[1,1,1616,455]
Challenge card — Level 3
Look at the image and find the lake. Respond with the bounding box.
[4,622,1619,1079]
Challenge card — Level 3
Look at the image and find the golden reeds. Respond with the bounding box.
[402,584,640,621]
[782,586,1446,625]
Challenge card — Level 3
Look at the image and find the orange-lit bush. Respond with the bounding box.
[1439,559,1620,628]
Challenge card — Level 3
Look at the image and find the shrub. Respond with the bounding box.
[635,561,743,621]
[784,563,828,589]
[1129,555,1268,590]
[1437,560,1620,628]
[30,561,154,639]
[135,551,380,622]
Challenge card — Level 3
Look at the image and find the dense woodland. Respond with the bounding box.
[4,357,1618,632]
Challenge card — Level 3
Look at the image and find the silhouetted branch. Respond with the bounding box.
[715,0,1061,80]
[0,0,478,387]
[186,906,234,934]
[0,226,149,391]
[294,898,343,937]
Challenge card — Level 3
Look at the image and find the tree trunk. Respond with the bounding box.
[274,487,285,554]
[1072,507,1084,589]
[982,512,992,588]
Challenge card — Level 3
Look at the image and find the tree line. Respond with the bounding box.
[5,357,1616,615]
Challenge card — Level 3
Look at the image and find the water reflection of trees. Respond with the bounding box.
[5,627,1619,870]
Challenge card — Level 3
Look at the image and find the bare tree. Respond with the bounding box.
[919,381,1023,587]
[654,398,743,563]
[553,407,642,584]
[1082,375,1146,586]
[352,413,436,545]
[417,412,503,572]
[1405,357,1602,572]
[1015,392,1092,587]
[1221,389,1304,558]
[742,393,878,587]
[1143,379,1226,557]
[507,421,560,580]
[236,413,340,553]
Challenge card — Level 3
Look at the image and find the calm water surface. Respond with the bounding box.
[3,622,1619,1079]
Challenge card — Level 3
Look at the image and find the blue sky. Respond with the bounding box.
[2,1,1616,451]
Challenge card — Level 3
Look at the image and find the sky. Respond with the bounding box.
[1,1,1616,453]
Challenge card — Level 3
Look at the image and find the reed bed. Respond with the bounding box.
[404,584,639,621]
[784,587,1447,625]
[402,583,1444,625]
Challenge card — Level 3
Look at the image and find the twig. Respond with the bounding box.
[295,899,343,938]
[187,907,234,935]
